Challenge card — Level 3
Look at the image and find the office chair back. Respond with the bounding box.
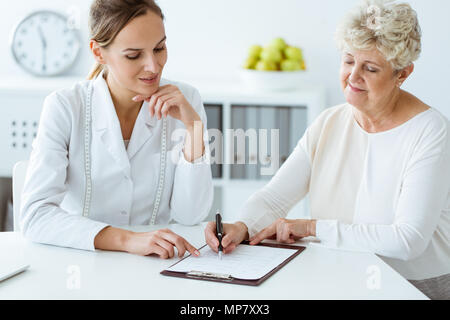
[12,160,28,232]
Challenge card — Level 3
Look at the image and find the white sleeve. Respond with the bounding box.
[316,121,450,261]
[20,92,109,251]
[238,141,311,238]
[169,88,213,225]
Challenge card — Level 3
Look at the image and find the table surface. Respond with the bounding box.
[0,224,427,300]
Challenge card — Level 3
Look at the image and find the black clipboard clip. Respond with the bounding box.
[187,270,233,282]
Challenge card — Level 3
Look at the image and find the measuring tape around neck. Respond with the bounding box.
[82,80,167,224]
[149,117,167,225]
[82,82,93,218]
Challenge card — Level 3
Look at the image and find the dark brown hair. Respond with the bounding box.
[87,0,164,80]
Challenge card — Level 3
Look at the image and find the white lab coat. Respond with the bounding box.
[20,72,213,251]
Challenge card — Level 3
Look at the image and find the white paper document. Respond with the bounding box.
[166,244,298,280]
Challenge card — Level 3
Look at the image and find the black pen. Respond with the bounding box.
[215,211,223,260]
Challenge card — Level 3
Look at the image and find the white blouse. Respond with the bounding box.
[20,73,213,251]
[239,103,450,281]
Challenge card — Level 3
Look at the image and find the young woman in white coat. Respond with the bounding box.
[20,0,213,259]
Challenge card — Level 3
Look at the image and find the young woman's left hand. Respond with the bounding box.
[132,85,201,128]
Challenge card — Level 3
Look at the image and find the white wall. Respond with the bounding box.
[1,0,449,118]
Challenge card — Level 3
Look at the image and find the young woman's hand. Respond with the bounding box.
[204,221,249,254]
[249,218,316,245]
[94,226,199,259]
[132,85,201,128]
[125,228,200,258]
[132,85,205,162]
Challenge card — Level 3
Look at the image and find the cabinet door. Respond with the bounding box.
[230,105,246,179]
[245,106,258,180]
[226,105,308,181]
[221,181,267,222]
[258,106,278,180]
[0,93,43,177]
[221,183,310,221]
[289,107,307,152]
[204,104,223,178]
[278,107,290,168]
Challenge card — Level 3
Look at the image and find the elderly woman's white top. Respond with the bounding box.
[239,103,449,281]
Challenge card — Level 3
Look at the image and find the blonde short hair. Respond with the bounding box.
[335,0,422,71]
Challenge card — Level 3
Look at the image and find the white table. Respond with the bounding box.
[0,224,427,300]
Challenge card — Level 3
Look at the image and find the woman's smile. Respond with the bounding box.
[348,82,366,93]
[139,73,159,85]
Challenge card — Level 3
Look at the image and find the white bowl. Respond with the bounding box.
[238,69,309,92]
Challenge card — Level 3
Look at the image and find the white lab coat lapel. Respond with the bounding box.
[126,100,157,160]
[91,73,131,177]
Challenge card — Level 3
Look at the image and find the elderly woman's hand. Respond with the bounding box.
[249,218,316,245]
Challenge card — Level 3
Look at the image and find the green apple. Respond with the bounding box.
[255,60,277,71]
[260,46,283,63]
[269,38,287,51]
[243,56,258,69]
[248,45,263,59]
[300,60,306,70]
[280,59,302,71]
[284,46,303,61]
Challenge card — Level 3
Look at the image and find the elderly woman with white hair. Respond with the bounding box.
[204,0,450,299]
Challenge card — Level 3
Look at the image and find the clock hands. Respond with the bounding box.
[37,26,47,73]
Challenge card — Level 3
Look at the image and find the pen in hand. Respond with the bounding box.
[216,211,223,260]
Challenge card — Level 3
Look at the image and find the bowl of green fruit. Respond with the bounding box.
[240,38,308,91]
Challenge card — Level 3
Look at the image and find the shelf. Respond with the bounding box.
[212,178,268,188]
[0,76,84,94]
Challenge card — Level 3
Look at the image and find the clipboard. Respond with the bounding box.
[160,241,306,286]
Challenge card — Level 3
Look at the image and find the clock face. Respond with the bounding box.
[10,10,81,76]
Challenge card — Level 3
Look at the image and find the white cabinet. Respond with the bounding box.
[0,76,82,230]
[0,77,81,177]
[197,81,326,221]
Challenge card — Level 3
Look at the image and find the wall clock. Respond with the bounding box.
[10,10,81,76]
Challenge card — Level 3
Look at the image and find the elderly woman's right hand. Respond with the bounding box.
[204,221,249,254]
